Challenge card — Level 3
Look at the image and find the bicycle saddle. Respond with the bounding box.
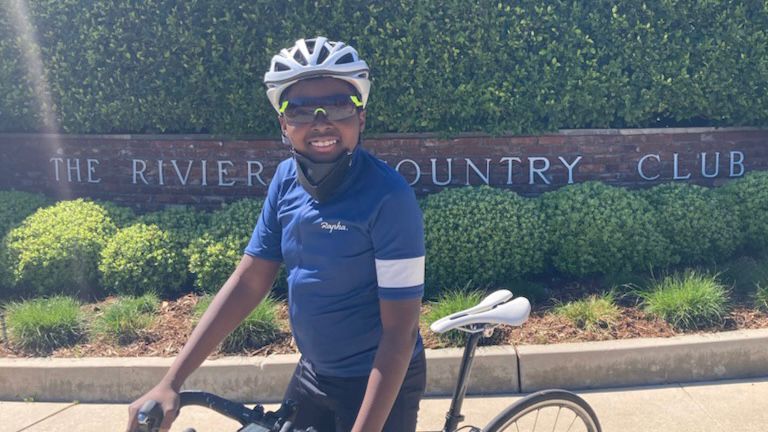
[429,289,531,334]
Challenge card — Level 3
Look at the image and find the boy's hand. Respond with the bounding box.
[126,383,180,432]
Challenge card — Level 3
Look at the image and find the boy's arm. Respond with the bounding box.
[159,254,280,390]
[351,297,421,432]
[126,255,280,431]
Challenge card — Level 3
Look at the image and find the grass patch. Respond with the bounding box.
[4,296,83,353]
[553,293,621,330]
[720,255,768,302]
[638,270,730,330]
[92,293,158,344]
[756,283,768,311]
[194,295,282,352]
[423,289,485,347]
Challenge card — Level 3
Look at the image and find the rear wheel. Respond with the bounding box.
[482,389,601,432]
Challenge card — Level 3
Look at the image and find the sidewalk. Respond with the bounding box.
[2,377,767,432]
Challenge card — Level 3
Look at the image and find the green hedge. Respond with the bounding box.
[421,186,547,298]
[1,1,766,134]
[541,181,671,278]
[642,183,741,265]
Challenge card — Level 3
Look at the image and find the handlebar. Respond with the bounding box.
[136,390,317,432]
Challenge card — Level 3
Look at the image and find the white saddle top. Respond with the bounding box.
[429,289,531,334]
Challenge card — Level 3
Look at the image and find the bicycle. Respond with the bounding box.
[136,289,602,432]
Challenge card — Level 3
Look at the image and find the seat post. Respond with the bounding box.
[442,327,484,432]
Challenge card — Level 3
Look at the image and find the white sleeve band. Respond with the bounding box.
[375,256,425,288]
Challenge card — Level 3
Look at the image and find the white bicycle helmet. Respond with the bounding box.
[264,37,371,113]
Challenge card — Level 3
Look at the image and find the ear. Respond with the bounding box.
[278,115,288,135]
[358,109,366,134]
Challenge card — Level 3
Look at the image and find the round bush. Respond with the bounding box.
[99,223,187,297]
[4,199,117,297]
[422,186,548,298]
[207,198,264,242]
[541,181,671,278]
[642,183,742,265]
[185,235,242,293]
[137,205,210,245]
[93,200,136,228]
[717,171,768,253]
[0,190,50,239]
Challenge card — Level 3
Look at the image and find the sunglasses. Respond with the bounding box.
[279,94,363,124]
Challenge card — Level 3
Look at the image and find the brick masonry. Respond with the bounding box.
[0,128,766,211]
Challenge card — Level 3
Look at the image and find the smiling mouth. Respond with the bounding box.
[308,138,340,150]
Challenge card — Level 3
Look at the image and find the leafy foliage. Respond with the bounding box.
[99,224,187,297]
[1,1,766,134]
[642,183,742,265]
[541,181,671,277]
[4,199,117,298]
[717,171,768,253]
[421,186,547,298]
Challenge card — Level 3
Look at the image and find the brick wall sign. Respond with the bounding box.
[0,127,766,211]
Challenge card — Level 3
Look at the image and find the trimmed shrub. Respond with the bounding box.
[421,186,548,298]
[194,294,283,352]
[137,206,210,246]
[99,224,187,297]
[4,199,116,297]
[423,289,485,347]
[642,183,742,265]
[717,172,768,253]
[207,198,264,241]
[638,270,729,330]
[185,235,242,293]
[553,293,621,331]
[2,1,767,134]
[91,293,158,344]
[541,181,671,278]
[0,190,50,239]
[4,296,84,353]
[93,200,136,228]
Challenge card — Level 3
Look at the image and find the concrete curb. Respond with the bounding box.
[1,329,767,403]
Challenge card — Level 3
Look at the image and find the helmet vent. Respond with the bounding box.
[306,39,316,52]
[337,53,355,64]
[275,61,290,72]
[317,46,330,63]
[293,50,307,66]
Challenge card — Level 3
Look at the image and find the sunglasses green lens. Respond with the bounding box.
[280,95,362,124]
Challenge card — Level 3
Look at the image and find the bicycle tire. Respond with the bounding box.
[482,389,601,432]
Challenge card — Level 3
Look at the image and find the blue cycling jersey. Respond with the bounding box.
[245,147,425,377]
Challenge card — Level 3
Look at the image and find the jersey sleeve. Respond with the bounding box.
[244,164,284,262]
[371,186,426,301]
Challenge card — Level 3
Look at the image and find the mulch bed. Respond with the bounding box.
[2,293,767,359]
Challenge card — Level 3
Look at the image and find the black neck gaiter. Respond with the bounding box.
[293,148,354,203]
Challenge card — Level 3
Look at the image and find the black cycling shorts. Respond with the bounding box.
[283,350,427,432]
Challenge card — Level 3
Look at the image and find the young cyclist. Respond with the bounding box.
[126,37,426,432]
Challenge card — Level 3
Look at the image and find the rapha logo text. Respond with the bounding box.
[320,221,348,233]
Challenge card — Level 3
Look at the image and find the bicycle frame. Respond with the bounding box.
[441,325,485,432]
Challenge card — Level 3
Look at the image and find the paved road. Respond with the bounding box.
[2,377,767,431]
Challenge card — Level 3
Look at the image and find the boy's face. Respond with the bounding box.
[279,77,366,162]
